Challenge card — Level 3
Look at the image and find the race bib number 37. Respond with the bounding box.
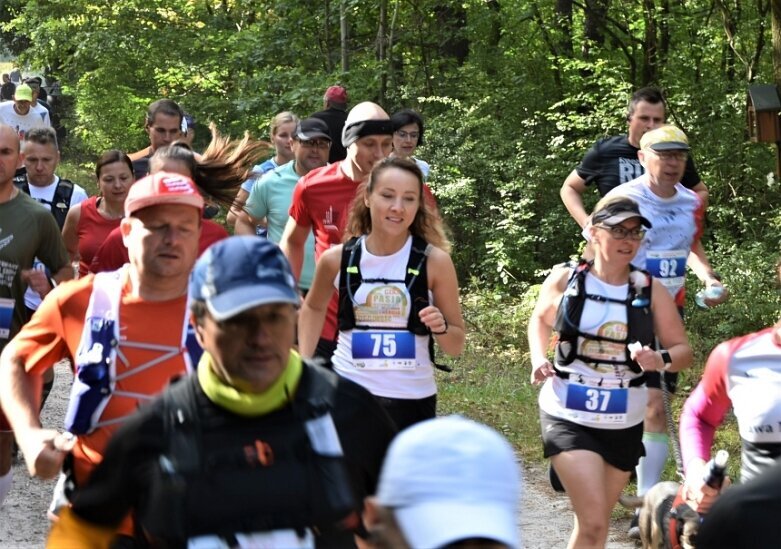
[565,382,628,424]
[352,331,416,370]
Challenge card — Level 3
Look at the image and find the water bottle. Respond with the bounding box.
[702,449,729,489]
[695,285,725,309]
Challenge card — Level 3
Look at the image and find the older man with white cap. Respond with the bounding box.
[598,124,728,533]
[0,171,203,533]
[45,236,396,547]
[280,102,437,366]
[365,415,522,548]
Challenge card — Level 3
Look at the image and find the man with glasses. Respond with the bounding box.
[239,118,332,295]
[599,125,727,537]
[560,87,708,229]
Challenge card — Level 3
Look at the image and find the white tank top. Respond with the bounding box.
[333,236,436,399]
[539,272,647,429]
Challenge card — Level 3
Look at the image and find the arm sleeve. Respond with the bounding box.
[36,211,70,274]
[245,173,272,219]
[680,155,701,189]
[574,140,603,185]
[679,340,735,470]
[287,179,312,228]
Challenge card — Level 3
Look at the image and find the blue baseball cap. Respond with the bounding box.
[191,236,300,321]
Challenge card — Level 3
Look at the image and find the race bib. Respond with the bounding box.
[352,331,416,370]
[565,379,628,425]
[0,297,14,340]
[646,249,686,297]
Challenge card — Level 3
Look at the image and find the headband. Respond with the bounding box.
[342,119,394,148]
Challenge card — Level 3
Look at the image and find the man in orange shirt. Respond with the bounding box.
[0,171,202,525]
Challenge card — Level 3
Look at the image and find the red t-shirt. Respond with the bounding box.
[77,196,122,277]
[288,162,437,341]
[88,219,229,273]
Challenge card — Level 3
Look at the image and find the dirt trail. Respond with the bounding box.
[1,362,635,548]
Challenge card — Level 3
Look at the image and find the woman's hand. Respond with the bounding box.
[629,343,664,372]
[419,305,448,334]
[531,359,555,384]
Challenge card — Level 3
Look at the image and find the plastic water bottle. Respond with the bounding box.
[702,449,729,489]
[695,285,725,309]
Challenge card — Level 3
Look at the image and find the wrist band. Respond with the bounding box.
[432,319,448,335]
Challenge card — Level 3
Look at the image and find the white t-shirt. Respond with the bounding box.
[0,100,51,138]
[24,177,88,310]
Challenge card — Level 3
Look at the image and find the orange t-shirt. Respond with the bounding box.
[14,272,190,486]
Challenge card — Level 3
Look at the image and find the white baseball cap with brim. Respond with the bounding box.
[124,171,204,216]
[376,415,521,548]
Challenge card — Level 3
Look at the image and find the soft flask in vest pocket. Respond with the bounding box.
[64,318,117,435]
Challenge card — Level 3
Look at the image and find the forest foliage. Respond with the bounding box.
[3,0,781,353]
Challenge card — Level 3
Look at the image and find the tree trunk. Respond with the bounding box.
[583,0,609,58]
[378,0,387,104]
[555,0,574,57]
[642,0,658,84]
[340,0,349,73]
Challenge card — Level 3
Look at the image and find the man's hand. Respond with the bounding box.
[18,428,76,479]
[21,268,52,299]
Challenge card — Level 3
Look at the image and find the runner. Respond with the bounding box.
[0,172,203,537]
[299,157,463,430]
[61,150,134,277]
[390,108,430,179]
[678,258,781,513]
[45,236,396,547]
[227,111,297,233]
[528,196,692,548]
[596,125,728,534]
[0,124,71,509]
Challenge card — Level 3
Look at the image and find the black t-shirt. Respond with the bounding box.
[311,108,348,163]
[575,135,700,197]
[0,82,15,101]
[697,459,781,548]
[132,155,151,180]
[70,362,396,546]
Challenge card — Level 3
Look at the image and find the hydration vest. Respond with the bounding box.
[141,364,358,545]
[337,235,451,372]
[64,268,197,435]
[553,260,653,379]
[16,176,75,229]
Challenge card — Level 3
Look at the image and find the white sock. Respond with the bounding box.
[636,431,668,496]
[0,469,12,508]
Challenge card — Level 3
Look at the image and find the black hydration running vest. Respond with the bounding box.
[141,363,358,546]
[553,260,653,382]
[16,176,75,229]
[337,235,451,372]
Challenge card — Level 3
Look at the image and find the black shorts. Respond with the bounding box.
[373,394,437,433]
[540,410,645,472]
[644,371,678,392]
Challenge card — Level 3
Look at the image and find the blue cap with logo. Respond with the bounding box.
[191,236,300,321]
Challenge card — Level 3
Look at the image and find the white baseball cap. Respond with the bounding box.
[376,415,521,548]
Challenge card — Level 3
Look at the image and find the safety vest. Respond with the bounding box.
[64,268,196,435]
[553,260,653,381]
[16,176,75,229]
[140,364,358,545]
[337,235,451,372]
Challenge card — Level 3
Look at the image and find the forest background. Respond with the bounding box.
[2,0,781,465]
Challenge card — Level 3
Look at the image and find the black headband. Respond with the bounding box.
[342,119,394,148]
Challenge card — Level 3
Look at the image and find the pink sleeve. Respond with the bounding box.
[679,338,736,471]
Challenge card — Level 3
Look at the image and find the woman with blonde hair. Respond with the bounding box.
[528,195,692,548]
[299,156,464,430]
[228,111,298,231]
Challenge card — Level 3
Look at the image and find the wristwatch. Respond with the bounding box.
[660,350,673,371]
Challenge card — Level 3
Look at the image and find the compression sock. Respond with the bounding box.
[0,469,12,508]
[636,431,669,496]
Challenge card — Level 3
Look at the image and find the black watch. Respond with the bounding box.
[660,350,672,370]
